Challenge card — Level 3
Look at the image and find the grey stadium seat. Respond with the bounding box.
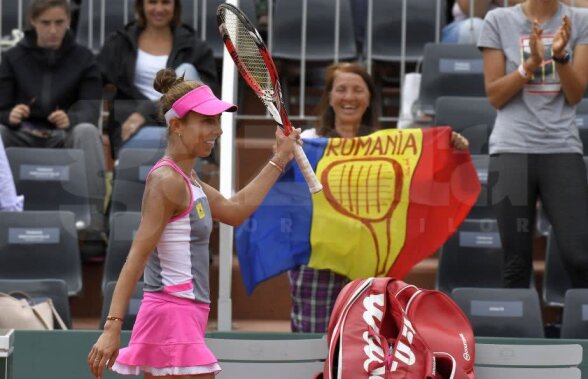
[271,0,357,62]
[437,219,504,294]
[415,43,486,117]
[451,287,545,338]
[110,148,165,219]
[367,0,446,62]
[0,211,82,296]
[100,280,144,330]
[6,147,91,231]
[434,96,496,155]
[102,212,142,292]
[561,289,588,339]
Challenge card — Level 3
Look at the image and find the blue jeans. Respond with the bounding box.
[442,18,484,44]
[176,63,200,81]
[120,126,167,150]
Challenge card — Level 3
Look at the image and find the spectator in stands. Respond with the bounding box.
[443,0,525,44]
[0,137,23,212]
[288,62,470,333]
[0,0,105,230]
[88,68,301,378]
[97,0,218,159]
[479,0,588,287]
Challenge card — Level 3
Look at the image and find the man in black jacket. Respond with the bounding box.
[0,0,105,235]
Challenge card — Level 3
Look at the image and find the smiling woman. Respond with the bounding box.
[96,0,218,159]
[288,63,380,334]
[289,62,470,334]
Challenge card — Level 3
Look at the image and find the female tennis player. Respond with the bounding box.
[87,68,300,378]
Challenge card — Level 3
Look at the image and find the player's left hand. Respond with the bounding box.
[273,126,301,167]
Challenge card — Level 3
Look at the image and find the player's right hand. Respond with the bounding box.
[87,328,121,379]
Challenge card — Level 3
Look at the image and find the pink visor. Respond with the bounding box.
[164,85,237,124]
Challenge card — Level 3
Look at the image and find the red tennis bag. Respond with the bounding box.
[317,277,475,379]
[389,280,476,379]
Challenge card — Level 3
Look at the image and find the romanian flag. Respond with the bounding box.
[235,127,481,294]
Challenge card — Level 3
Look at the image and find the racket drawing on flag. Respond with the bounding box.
[217,3,323,193]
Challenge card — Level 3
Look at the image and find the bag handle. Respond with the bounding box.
[7,291,34,302]
[31,299,68,330]
[434,351,469,379]
[30,305,53,330]
[391,281,420,309]
[48,299,68,330]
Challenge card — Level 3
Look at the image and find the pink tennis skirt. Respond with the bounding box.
[112,291,221,376]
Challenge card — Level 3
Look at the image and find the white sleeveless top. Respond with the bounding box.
[134,49,168,100]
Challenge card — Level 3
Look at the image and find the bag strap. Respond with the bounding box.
[27,298,68,330]
[46,299,68,330]
[30,305,53,330]
[392,281,421,309]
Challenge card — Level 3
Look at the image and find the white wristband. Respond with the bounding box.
[517,64,529,79]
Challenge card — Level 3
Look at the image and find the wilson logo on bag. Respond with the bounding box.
[317,278,475,379]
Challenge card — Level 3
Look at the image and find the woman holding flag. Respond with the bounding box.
[288,62,470,333]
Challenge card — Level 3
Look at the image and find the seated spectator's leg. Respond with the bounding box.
[442,20,463,43]
[0,124,36,147]
[65,122,106,231]
[0,135,24,211]
[539,154,588,287]
[456,17,484,44]
[175,63,200,81]
[120,126,167,150]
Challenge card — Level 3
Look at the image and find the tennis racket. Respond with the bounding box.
[217,3,323,193]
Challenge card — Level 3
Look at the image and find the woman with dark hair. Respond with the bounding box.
[312,62,381,138]
[88,68,301,378]
[288,62,469,333]
[97,0,218,159]
[0,0,105,231]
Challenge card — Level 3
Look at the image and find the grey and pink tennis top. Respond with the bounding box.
[143,157,213,303]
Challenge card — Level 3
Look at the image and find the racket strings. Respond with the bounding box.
[221,10,274,102]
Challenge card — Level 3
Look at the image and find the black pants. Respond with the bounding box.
[489,153,588,288]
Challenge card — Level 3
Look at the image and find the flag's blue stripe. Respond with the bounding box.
[235,138,328,294]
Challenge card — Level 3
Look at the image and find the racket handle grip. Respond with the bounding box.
[293,144,323,193]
